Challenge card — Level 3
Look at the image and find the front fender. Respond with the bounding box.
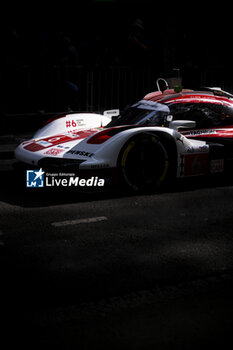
[78,127,180,169]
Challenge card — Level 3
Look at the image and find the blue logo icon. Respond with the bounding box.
[26,168,45,187]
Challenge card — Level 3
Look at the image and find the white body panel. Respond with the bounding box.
[34,113,111,139]
[15,112,210,180]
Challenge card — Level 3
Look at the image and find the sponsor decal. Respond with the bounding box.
[210,159,224,173]
[187,129,217,136]
[65,119,86,128]
[44,148,64,156]
[67,150,94,157]
[199,145,209,152]
[24,129,98,152]
[26,169,105,187]
[36,140,53,146]
[56,145,70,149]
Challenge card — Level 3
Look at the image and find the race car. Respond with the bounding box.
[14,79,233,191]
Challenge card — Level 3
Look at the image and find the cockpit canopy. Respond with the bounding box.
[107,100,170,128]
[106,98,233,129]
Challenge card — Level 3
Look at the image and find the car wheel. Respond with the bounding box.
[117,133,170,192]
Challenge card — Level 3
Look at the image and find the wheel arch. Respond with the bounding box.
[150,130,178,169]
[116,129,178,192]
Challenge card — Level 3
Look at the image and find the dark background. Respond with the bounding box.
[1,0,232,120]
[2,2,233,349]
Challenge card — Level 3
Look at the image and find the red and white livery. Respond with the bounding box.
[15,80,233,191]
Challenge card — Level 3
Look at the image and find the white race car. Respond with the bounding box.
[15,86,226,191]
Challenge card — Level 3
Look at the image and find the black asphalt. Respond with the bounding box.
[1,136,233,349]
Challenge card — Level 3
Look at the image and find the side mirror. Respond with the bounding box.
[166,115,173,122]
[103,109,120,120]
[169,120,196,131]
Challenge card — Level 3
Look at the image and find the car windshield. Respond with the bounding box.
[106,100,170,127]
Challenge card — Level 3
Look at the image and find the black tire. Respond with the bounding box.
[117,133,170,192]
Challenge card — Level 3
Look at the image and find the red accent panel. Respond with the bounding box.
[24,129,100,152]
[184,153,209,176]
